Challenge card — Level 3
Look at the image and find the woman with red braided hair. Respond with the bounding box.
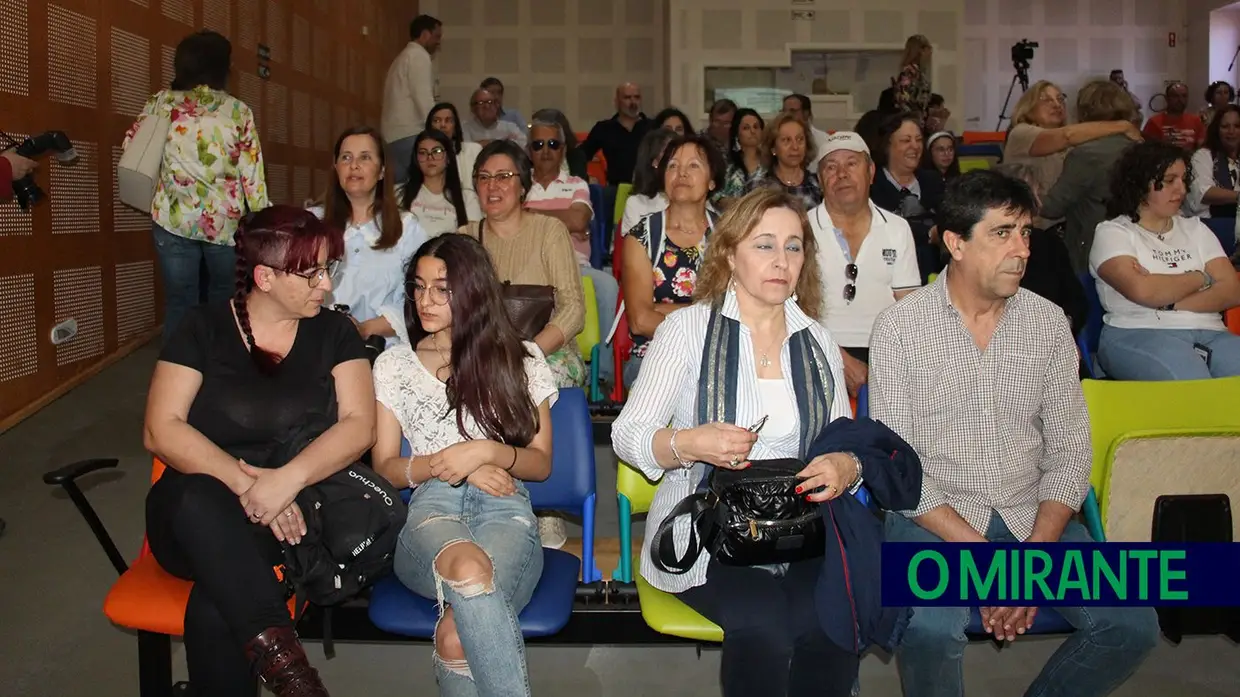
[142,205,376,696]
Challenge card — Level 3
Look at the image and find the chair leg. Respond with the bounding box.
[137,631,174,697]
[615,495,633,583]
[1082,487,1106,542]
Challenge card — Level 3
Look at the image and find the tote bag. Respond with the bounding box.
[117,111,171,213]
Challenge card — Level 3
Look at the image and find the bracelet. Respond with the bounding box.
[669,429,688,468]
[506,444,518,471]
[844,451,864,488]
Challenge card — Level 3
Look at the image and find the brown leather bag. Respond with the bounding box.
[478,219,556,340]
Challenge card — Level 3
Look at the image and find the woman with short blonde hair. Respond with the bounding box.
[743,112,822,211]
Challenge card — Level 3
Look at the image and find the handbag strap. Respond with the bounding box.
[649,489,720,574]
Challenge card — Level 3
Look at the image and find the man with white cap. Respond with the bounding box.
[810,131,921,396]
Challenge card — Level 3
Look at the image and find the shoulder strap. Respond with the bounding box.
[649,489,720,574]
[647,211,665,265]
[477,217,485,246]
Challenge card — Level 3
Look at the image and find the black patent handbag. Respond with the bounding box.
[650,458,825,574]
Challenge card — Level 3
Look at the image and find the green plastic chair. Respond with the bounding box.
[577,276,603,402]
[615,460,723,642]
[1082,377,1240,528]
[958,157,991,173]
[613,183,633,227]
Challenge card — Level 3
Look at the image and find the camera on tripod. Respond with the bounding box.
[6,130,79,210]
[1011,39,1039,68]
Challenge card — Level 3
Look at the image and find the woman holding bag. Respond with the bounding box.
[123,29,269,345]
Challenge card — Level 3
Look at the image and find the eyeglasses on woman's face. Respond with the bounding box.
[417,146,447,161]
[475,170,519,186]
[410,282,452,305]
[273,259,340,288]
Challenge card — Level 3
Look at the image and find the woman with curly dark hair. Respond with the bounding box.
[652,107,696,137]
[371,233,555,696]
[1200,80,1235,126]
[1185,104,1240,218]
[1091,140,1240,380]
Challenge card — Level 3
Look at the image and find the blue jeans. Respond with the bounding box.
[389,135,419,186]
[151,223,236,345]
[1098,325,1240,380]
[394,478,543,697]
[885,512,1159,697]
[580,264,618,384]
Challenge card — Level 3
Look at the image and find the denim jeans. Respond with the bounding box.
[151,223,236,345]
[580,264,618,384]
[388,135,419,186]
[885,512,1160,697]
[1098,325,1240,381]
[394,478,543,697]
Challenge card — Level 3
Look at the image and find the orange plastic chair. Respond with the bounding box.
[45,458,295,696]
[962,131,1007,145]
[588,152,608,187]
[1227,307,1240,335]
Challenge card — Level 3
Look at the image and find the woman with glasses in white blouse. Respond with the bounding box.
[612,188,860,697]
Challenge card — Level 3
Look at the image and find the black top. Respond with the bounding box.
[159,302,369,468]
[1021,226,1088,338]
[580,114,651,185]
[566,148,590,181]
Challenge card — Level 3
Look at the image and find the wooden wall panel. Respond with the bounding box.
[0,0,416,430]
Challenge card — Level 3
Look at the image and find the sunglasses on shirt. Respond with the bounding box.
[843,263,858,302]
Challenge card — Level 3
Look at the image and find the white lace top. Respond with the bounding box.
[373,341,559,456]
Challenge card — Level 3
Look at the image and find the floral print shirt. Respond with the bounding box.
[629,212,707,358]
[123,87,268,246]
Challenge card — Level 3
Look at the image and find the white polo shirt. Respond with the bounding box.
[524,173,594,265]
[810,201,921,348]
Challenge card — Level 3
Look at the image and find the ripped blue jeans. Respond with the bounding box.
[394,478,543,697]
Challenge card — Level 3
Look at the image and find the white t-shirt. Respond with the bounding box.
[810,201,921,347]
[408,186,482,238]
[1090,215,1228,331]
[462,119,527,148]
[621,193,668,237]
[457,141,482,192]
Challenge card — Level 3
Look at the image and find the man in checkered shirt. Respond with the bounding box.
[870,171,1158,697]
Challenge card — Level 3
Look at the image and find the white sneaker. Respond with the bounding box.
[537,515,567,549]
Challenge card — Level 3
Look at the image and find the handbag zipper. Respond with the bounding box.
[746,511,820,539]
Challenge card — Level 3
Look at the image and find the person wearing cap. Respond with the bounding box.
[811,132,921,396]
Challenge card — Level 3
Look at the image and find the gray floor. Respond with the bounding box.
[1,342,1237,696]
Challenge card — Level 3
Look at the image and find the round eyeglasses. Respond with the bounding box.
[411,283,452,305]
[274,259,340,288]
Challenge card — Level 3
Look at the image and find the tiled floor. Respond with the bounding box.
[1,342,1237,696]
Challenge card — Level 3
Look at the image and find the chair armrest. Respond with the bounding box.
[43,457,120,486]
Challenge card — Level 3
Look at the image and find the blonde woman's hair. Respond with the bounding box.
[901,34,931,68]
[1009,80,1060,127]
[762,112,818,171]
[1076,79,1140,124]
[692,188,823,320]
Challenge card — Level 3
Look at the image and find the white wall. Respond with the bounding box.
[1209,7,1240,86]
[419,0,666,132]
[962,0,1187,132]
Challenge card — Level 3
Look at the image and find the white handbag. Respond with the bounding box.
[117,111,171,213]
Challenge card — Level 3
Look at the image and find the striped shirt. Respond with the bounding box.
[868,270,1092,539]
[611,290,851,593]
[524,173,594,265]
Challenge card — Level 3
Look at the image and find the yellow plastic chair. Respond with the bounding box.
[613,183,633,227]
[615,460,724,642]
[578,276,603,402]
[958,157,991,173]
[1082,377,1240,526]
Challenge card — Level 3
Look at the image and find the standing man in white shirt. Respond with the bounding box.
[809,132,920,396]
[382,14,443,185]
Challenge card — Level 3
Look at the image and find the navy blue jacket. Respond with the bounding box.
[809,417,923,655]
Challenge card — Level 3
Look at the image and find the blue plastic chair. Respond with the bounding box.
[1203,217,1237,258]
[955,143,1004,160]
[588,184,608,269]
[367,387,601,638]
[855,383,869,419]
[1077,272,1104,378]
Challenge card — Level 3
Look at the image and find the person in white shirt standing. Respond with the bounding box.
[382,15,443,185]
[809,132,920,396]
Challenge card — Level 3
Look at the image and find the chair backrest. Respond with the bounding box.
[588,184,608,269]
[1227,306,1240,335]
[615,459,659,515]
[958,157,990,173]
[1078,271,1103,356]
[613,183,633,226]
[962,131,1007,145]
[1203,216,1237,257]
[1082,377,1240,519]
[610,312,633,401]
[587,151,608,187]
[578,276,600,358]
[612,220,625,280]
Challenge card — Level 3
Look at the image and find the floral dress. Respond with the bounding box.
[629,213,707,359]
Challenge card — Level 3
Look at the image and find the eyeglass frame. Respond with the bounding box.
[409,282,453,306]
[416,146,447,161]
[269,259,341,288]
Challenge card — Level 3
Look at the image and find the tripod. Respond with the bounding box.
[996,65,1031,131]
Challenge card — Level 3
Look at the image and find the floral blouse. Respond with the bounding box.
[123,87,269,246]
[629,212,708,358]
[744,167,823,211]
[895,63,932,120]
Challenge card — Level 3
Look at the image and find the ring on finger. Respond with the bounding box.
[285,510,293,518]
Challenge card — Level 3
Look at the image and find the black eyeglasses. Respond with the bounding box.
[531,139,562,152]
[843,263,858,302]
[273,259,340,288]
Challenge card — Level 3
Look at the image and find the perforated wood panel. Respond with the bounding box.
[293,166,311,206]
[293,15,311,74]
[314,27,332,81]
[48,5,97,109]
[203,0,231,38]
[111,146,151,234]
[53,266,105,367]
[161,45,176,92]
[313,97,331,152]
[0,0,30,97]
[162,0,194,26]
[51,142,99,236]
[0,274,38,383]
[112,28,151,116]
[334,105,349,141]
[313,168,331,198]
[336,44,349,91]
[128,0,150,7]
[292,90,311,148]
[238,0,260,51]
[350,48,364,97]
[239,73,263,130]
[115,261,156,344]
[267,163,289,205]
[266,82,289,145]
[267,0,287,64]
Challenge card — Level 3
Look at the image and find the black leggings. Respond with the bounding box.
[146,472,291,696]
[677,558,859,697]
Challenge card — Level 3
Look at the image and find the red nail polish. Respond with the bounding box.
[795,486,803,493]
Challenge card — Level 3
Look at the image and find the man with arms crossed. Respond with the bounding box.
[870,170,1158,697]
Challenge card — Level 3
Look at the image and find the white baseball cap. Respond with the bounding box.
[819,131,870,157]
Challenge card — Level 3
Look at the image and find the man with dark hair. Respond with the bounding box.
[480,77,527,136]
[706,98,737,156]
[382,14,444,184]
[782,93,829,167]
[869,170,1159,697]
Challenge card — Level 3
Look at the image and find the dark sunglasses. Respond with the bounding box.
[843,263,858,302]
[530,139,563,152]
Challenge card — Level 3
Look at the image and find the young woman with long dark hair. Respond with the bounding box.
[371,233,555,697]
[400,128,482,237]
[310,126,426,347]
[142,205,375,696]
[426,102,484,191]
